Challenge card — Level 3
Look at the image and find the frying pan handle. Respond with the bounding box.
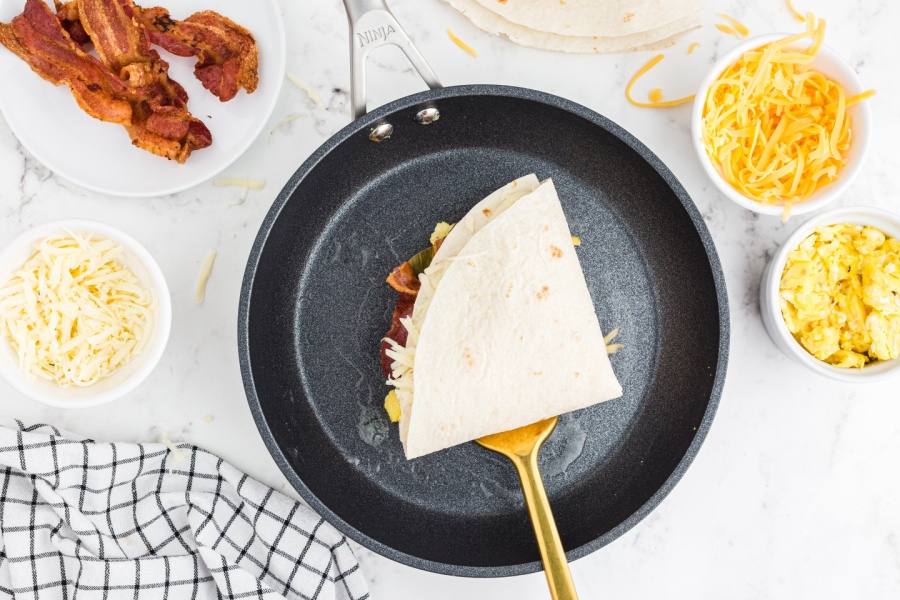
[342,0,442,119]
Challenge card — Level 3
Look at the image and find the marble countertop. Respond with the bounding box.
[2,0,899,597]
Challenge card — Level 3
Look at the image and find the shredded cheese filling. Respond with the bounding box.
[0,233,154,387]
[701,17,875,206]
[626,55,695,108]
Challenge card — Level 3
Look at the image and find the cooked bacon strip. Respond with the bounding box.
[54,0,91,45]
[75,0,211,160]
[1,0,132,123]
[380,262,420,378]
[386,262,421,296]
[136,7,258,101]
[0,0,211,163]
[76,0,147,77]
[57,1,258,101]
[380,293,415,378]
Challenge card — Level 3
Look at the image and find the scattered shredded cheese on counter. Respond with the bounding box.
[626,55,695,108]
[571,236,581,247]
[787,0,805,22]
[715,24,738,37]
[0,233,154,387]
[286,73,325,110]
[194,250,217,304]
[648,88,664,103]
[213,178,265,190]
[158,432,186,465]
[447,29,478,58]
[716,13,750,37]
[688,42,700,55]
[700,17,876,206]
[270,112,309,137]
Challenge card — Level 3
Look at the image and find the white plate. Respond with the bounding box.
[0,0,285,197]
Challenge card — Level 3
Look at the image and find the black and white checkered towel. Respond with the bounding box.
[0,421,369,600]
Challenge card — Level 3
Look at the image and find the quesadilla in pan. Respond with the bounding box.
[381,176,622,459]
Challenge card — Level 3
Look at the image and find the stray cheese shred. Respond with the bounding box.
[0,233,154,387]
[786,0,805,22]
[604,328,623,355]
[286,73,325,110]
[688,42,700,55]
[213,178,265,190]
[715,24,738,37]
[716,13,750,37]
[701,17,876,207]
[626,55,695,108]
[447,29,478,58]
[194,250,217,304]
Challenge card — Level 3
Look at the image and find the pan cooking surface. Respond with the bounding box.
[240,86,728,576]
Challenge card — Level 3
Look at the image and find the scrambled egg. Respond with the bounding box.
[429,222,453,246]
[384,390,401,422]
[780,224,900,368]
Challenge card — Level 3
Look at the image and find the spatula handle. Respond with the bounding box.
[512,454,579,600]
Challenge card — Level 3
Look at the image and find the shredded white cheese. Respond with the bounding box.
[270,112,309,138]
[0,233,154,387]
[286,73,325,110]
[158,432,186,466]
[213,178,265,190]
[193,250,217,304]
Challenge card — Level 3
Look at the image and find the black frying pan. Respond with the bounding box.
[238,0,728,578]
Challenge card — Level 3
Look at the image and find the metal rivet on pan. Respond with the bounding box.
[415,108,440,125]
[369,123,394,143]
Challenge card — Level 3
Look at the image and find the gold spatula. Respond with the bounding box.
[477,417,579,600]
[408,245,578,598]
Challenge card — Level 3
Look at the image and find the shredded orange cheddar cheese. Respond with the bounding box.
[717,13,750,37]
[700,17,875,206]
[648,88,663,102]
[626,55,695,108]
[447,29,478,58]
[787,0,805,22]
[688,42,700,55]
[715,24,738,37]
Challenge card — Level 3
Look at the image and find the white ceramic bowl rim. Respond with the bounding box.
[691,33,873,217]
[0,220,172,407]
[763,206,900,382]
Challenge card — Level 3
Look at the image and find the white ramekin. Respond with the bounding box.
[692,34,873,218]
[0,220,172,407]
[760,206,900,382]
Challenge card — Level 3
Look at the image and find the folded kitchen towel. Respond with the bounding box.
[0,421,369,600]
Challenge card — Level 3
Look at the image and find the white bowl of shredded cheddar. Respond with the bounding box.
[692,24,874,220]
[761,207,900,382]
[0,220,171,407]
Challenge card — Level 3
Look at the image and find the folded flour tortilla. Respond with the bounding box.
[388,177,622,459]
[444,0,701,54]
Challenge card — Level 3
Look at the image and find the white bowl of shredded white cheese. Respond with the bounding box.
[0,220,171,408]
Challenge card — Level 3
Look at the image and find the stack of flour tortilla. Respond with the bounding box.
[444,0,702,53]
